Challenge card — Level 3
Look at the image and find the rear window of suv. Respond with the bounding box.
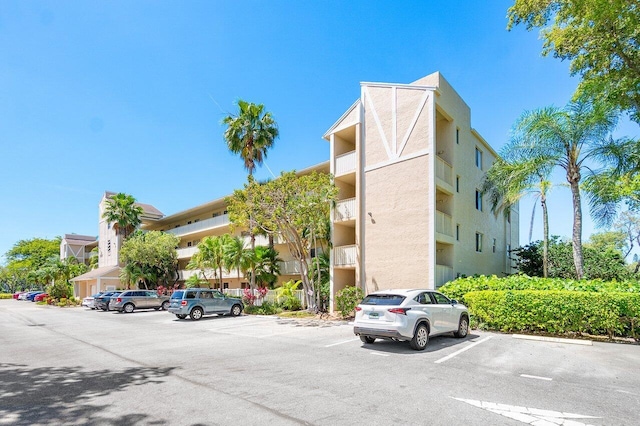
[361,294,406,305]
[171,291,184,300]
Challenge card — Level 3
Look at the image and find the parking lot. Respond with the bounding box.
[1,299,639,425]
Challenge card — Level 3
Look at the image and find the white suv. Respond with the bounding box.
[353,289,469,350]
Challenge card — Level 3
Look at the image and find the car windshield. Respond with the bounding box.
[171,291,184,300]
[361,294,406,305]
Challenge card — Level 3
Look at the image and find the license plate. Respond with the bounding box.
[368,311,379,319]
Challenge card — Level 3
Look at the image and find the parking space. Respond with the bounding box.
[2,300,639,425]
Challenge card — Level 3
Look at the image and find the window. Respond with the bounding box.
[475,190,483,211]
[476,233,483,252]
[456,224,460,241]
[187,221,192,225]
[187,241,192,247]
[456,128,460,144]
[475,147,483,169]
[432,292,451,304]
[414,293,432,305]
[492,238,497,253]
[223,282,229,289]
[456,175,460,193]
[194,219,200,223]
[107,240,111,253]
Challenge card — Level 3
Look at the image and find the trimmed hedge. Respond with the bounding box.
[465,290,640,339]
[0,293,13,299]
[440,275,640,305]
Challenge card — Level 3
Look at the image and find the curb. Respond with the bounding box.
[512,334,593,346]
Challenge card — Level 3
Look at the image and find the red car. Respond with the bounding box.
[34,293,49,302]
[13,292,23,300]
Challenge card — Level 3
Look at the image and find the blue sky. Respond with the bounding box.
[1,1,637,263]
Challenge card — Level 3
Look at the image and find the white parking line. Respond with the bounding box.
[325,338,360,348]
[520,374,553,381]
[434,336,493,364]
[370,352,389,357]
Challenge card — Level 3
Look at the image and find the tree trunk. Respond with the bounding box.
[541,193,549,278]
[568,169,584,279]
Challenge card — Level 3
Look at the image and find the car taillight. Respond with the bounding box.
[355,306,362,311]
[388,307,410,315]
[181,300,187,306]
[116,297,122,302]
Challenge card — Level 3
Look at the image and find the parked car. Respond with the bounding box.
[26,291,45,302]
[94,291,122,311]
[110,290,170,313]
[353,289,469,351]
[168,288,243,320]
[13,292,24,300]
[17,291,32,300]
[82,292,105,309]
[34,293,49,302]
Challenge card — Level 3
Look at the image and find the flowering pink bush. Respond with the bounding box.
[242,287,269,306]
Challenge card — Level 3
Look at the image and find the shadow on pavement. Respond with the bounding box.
[356,332,483,355]
[0,362,174,425]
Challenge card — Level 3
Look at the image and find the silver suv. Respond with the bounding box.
[111,290,170,313]
[353,289,469,350]
[168,288,243,320]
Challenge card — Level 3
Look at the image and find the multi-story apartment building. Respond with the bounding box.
[67,71,518,308]
[325,71,518,301]
[60,234,98,267]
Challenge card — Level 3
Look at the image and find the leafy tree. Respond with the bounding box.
[5,237,61,272]
[195,235,232,289]
[89,246,99,270]
[482,156,554,277]
[512,236,631,280]
[102,193,144,240]
[508,0,640,123]
[586,231,629,256]
[509,99,620,278]
[222,100,279,289]
[226,171,337,309]
[119,231,179,289]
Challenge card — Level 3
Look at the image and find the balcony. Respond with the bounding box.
[335,151,356,176]
[435,264,454,288]
[334,245,356,267]
[335,197,356,222]
[279,260,302,275]
[435,156,454,194]
[166,214,230,237]
[435,210,454,244]
[178,268,237,281]
[177,246,199,259]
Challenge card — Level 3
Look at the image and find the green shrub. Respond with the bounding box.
[244,301,282,315]
[0,293,13,299]
[464,290,640,338]
[440,275,640,306]
[335,286,364,319]
[280,297,302,311]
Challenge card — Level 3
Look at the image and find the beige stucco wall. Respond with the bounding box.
[363,156,431,292]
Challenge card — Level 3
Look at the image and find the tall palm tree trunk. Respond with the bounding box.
[540,193,549,278]
[568,173,584,279]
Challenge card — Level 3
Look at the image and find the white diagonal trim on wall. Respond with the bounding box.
[397,90,430,157]
[363,86,393,160]
[364,149,429,173]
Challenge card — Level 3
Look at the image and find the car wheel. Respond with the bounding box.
[360,335,376,344]
[161,301,169,311]
[176,314,187,319]
[190,307,204,321]
[230,304,242,317]
[454,315,469,338]
[123,303,135,314]
[410,323,429,351]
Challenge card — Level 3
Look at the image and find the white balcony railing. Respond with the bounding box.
[278,260,302,275]
[179,268,237,281]
[177,246,199,259]
[435,210,454,238]
[335,151,356,175]
[165,214,230,237]
[435,264,454,288]
[335,197,356,221]
[334,245,356,267]
[436,156,453,187]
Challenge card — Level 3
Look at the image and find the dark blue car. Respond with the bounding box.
[26,291,44,301]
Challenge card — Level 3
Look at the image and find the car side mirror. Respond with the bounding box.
[451,299,458,305]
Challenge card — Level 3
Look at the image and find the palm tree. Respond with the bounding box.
[251,246,282,288]
[102,193,144,240]
[224,235,250,285]
[482,157,553,277]
[509,99,619,279]
[198,235,232,290]
[223,100,279,289]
